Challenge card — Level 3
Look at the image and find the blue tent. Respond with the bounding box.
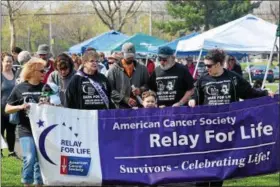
[68,30,129,54]
[150,32,199,53]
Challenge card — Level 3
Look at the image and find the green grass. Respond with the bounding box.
[225,173,279,186]
[1,149,23,186]
[240,61,279,71]
[1,147,279,186]
[266,84,279,92]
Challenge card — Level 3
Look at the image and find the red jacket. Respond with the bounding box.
[43,59,55,84]
[146,60,155,76]
[187,63,198,80]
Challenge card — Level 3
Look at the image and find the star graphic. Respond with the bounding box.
[37,120,44,128]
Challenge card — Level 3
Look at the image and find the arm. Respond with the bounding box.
[5,103,28,114]
[5,85,28,114]
[173,67,195,107]
[235,74,268,99]
[174,88,194,107]
[189,79,204,107]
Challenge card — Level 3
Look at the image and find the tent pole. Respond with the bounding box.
[193,49,203,78]
[261,37,277,89]
[246,56,252,85]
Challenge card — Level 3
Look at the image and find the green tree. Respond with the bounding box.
[155,0,261,36]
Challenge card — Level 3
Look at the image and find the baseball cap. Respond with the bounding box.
[122,42,135,59]
[158,46,174,58]
[37,44,49,55]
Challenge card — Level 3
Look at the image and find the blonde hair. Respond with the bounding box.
[20,57,46,81]
[82,50,99,64]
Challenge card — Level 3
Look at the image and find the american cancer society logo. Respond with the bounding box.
[37,119,91,176]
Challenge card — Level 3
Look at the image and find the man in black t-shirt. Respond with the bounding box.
[149,46,194,107]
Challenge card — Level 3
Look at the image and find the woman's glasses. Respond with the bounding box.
[205,63,216,68]
[36,69,47,73]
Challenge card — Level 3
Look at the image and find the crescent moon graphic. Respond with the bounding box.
[82,85,88,94]
[39,124,58,165]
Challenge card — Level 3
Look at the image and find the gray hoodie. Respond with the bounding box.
[107,60,149,108]
[47,69,76,106]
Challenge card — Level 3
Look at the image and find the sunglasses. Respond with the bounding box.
[158,57,168,62]
[37,69,47,73]
[205,63,216,68]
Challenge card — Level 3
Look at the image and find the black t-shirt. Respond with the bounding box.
[193,69,268,106]
[7,81,43,137]
[149,63,194,106]
[196,71,236,105]
[65,71,114,110]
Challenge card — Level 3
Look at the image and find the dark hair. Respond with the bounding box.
[12,47,22,54]
[86,47,96,52]
[205,49,226,65]
[54,53,74,71]
[228,55,236,62]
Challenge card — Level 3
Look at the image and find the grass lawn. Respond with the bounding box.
[1,150,23,186]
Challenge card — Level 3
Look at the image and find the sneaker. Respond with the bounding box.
[8,152,21,160]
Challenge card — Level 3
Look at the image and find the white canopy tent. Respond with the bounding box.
[176,14,279,84]
[176,14,278,53]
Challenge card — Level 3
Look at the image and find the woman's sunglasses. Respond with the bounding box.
[37,69,47,73]
[205,63,216,68]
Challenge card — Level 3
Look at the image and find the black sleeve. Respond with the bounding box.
[235,64,243,76]
[148,71,157,92]
[64,76,78,109]
[191,78,204,105]
[182,66,194,91]
[7,85,21,106]
[236,75,268,99]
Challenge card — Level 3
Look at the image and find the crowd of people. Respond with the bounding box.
[1,43,275,187]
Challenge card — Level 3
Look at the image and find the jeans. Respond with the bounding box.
[19,136,43,185]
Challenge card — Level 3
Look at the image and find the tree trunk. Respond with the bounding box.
[9,16,16,52]
[204,1,210,31]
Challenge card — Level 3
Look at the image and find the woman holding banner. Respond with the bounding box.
[5,57,46,187]
[189,49,274,187]
[65,50,114,110]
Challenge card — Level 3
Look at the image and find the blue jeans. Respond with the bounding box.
[19,136,43,185]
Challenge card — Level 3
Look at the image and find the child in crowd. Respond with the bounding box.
[141,90,157,108]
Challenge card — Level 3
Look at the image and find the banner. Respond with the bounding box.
[28,96,280,186]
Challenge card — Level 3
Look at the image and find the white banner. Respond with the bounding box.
[28,103,102,186]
